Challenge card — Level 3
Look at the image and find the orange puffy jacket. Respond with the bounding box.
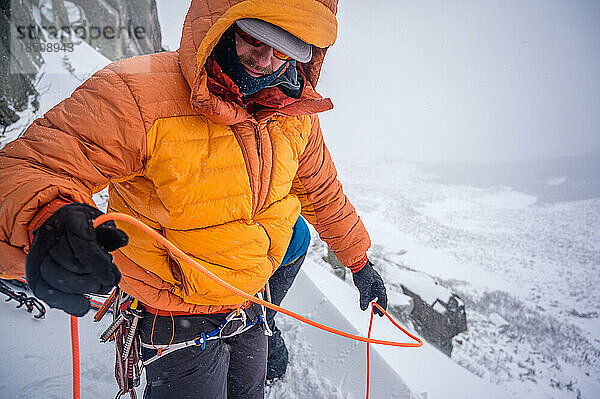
[0,0,370,313]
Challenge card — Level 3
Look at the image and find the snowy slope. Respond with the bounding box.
[0,257,507,399]
[331,159,600,399]
[279,261,509,399]
[0,303,117,398]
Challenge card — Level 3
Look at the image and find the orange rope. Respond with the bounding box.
[366,303,375,399]
[70,315,81,399]
[68,212,423,399]
[95,212,423,348]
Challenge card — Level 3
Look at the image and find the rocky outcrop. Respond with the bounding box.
[1,0,163,134]
[0,0,42,134]
[40,0,163,61]
[402,286,467,356]
[323,246,468,356]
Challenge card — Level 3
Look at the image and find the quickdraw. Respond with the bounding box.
[0,279,46,318]
[96,288,143,399]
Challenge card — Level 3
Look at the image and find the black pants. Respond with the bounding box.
[266,253,305,327]
[140,307,267,399]
[139,254,305,397]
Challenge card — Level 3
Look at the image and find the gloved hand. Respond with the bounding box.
[352,260,388,317]
[26,203,128,317]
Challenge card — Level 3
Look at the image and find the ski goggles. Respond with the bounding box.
[235,26,293,61]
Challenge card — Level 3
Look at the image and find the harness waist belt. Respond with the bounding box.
[141,296,272,366]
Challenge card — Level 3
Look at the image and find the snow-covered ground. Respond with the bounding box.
[328,159,600,399]
[0,255,506,399]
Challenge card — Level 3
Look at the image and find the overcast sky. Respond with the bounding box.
[158,0,600,164]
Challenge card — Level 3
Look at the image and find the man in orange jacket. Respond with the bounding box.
[0,1,387,397]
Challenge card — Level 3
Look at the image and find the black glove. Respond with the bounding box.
[352,260,388,317]
[25,203,128,317]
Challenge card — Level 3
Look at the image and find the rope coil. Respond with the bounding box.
[68,212,422,399]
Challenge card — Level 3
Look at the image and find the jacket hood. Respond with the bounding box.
[176,0,338,124]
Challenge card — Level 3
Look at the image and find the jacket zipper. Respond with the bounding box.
[251,119,275,270]
[253,124,261,157]
[252,123,262,218]
[162,227,190,296]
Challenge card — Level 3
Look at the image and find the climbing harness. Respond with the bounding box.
[141,295,272,366]
[96,290,273,395]
[0,279,46,318]
[96,288,143,399]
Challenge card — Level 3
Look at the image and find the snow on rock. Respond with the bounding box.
[383,266,454,306]
[1,35,110,150]
[387,289,413,311]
